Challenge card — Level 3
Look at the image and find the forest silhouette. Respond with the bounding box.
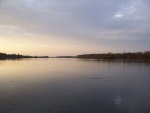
[77,51,150,60]
[1,51,150,60]
[0,53,48,59]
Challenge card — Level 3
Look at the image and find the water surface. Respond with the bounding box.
[0,58,150,113]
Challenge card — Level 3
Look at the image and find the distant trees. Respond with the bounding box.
[0,52,32,59]
[0,52,49,59]
[0,53,7,59]
[77,51,150,60]
[1,51,150,60]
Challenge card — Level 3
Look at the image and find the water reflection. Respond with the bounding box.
[0,58,150,113]
[114,96,123,106]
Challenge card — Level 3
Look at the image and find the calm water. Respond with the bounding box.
[0,58,150,113]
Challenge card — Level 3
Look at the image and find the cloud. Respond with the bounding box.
[113,0,150,20]
[0,0,149,52]
[114,12,124,18]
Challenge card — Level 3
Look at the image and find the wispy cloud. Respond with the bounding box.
[114,12,124,18]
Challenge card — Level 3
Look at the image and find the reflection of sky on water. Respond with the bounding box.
[114,96,122,106]
[0,59,150,113]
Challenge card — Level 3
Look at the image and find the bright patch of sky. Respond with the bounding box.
[114,12,124,18]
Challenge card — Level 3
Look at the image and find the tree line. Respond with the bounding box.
[77,51,150,60]
[0,52,49,59]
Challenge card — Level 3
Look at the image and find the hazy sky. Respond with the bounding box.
[0,0,150,56]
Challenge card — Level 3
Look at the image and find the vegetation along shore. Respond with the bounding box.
[77,51,150,60]
[1,51,150,60]
[0,52,48,59]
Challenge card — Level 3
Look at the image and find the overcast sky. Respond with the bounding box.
[0,0,150,56]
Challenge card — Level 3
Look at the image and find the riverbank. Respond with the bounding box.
[77,51,150,61]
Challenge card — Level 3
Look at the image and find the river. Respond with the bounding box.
[0,58,150,113]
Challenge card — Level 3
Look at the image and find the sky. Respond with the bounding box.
[0,0,150,56]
